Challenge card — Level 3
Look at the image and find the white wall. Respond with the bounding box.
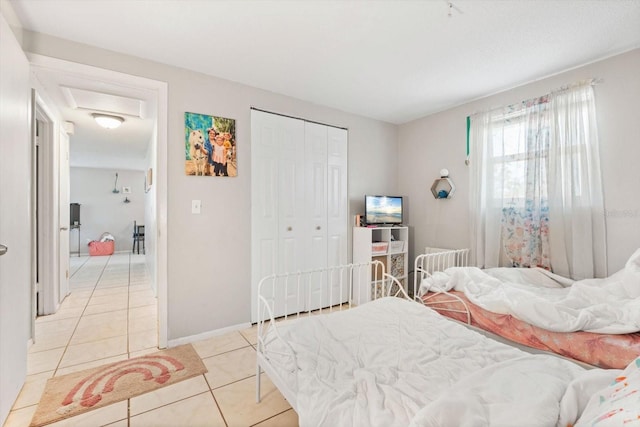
[70,168,145,254]
[21,31,398,341]
[399,49,640,274]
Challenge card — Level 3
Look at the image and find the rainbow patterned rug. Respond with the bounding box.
[30,344,207,427]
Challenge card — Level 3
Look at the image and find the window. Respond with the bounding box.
[484,103,551,268]
[469,82,606,278]
[490,116,549,205]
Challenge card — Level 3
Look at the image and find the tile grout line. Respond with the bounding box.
[51,255,112,377]
[209,373,257,391]
[126,390,218,421]
[249,408,294,427]
[202,375,229,427]
[198,342,255,361]
[68,255,91,279]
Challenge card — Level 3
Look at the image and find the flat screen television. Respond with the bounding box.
[365,195,403,226]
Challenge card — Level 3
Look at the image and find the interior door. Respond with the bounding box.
[0,14,32,425]
[58,128,70,301]
[251,110,305,322]
[277,117,306,279]
[304,122,328,309]
[326,127,349,305]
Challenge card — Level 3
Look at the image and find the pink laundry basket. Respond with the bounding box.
[88,240,114,256]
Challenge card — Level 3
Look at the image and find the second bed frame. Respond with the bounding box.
[413,247,472,324]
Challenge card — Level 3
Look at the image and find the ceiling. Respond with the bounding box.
[29,59,158,170]
[8,0,640,168]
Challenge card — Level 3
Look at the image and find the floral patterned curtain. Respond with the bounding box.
[469,81,605,278]
[499,98,551,269]
[501,201,550,268]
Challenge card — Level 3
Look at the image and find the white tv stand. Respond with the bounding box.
[352,226,409,304]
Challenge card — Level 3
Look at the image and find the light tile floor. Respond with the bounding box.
[4,253,297,427]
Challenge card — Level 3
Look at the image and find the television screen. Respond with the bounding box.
[365,195,403,225]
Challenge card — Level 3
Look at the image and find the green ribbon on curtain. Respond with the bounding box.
[466,116,471,160]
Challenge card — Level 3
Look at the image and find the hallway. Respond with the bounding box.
[35,253,157,366]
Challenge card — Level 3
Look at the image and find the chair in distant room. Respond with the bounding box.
[132,221,145,254]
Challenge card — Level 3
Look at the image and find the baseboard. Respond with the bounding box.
[166,322,252,348]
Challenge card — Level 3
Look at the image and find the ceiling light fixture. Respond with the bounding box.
[92,113,124,129]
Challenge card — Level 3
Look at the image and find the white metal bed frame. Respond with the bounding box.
[413,247,472,324]
[255,260,409,405]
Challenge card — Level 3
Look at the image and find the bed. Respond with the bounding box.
[414,248,640,369]
[255,261,640,426]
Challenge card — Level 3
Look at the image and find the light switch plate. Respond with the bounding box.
[192,200,201,214]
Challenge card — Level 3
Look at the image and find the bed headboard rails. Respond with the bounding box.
[414,248,470,290]
[257,260,408,325]
[413,248,471,323]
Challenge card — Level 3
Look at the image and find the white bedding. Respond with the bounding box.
[419,248,640,334]
[408,356,610,427]
[261,297,591,427]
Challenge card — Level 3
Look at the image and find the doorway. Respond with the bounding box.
[28,54,168,348]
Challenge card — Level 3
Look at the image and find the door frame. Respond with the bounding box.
[28,54,169,348]
[58,127,70,303]
[34,96,60,316]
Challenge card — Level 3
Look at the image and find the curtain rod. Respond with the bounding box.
[464,78,602,159]
[550,77,603,96]
[466,77,603,120]
[250,107,348,130]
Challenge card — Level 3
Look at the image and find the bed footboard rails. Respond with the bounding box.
[413,248,472,324]
[256,261,408,403]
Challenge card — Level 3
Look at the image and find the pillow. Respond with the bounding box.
[575,356,640,426]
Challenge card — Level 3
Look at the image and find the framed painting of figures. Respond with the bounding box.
[184,112,237,177]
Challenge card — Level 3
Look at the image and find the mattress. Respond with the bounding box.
[422,290,640,369]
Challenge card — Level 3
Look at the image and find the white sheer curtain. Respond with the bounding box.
[469,111,495,267]
[469,82,607,279]
[547,84,607,279]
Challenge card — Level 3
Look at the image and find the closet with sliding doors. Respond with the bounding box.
[250,109,348,322]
